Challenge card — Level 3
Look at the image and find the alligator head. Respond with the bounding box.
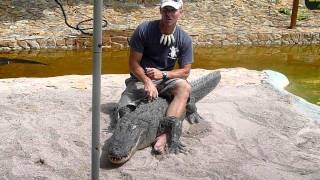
[107,114,159,164]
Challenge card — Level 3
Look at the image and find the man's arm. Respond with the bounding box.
[166,64,191,79]
[145,64,191,80]
[129,48,159,100]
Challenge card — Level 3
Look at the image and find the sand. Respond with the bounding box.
[0,68,319,180]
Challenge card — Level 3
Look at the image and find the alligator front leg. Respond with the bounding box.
[186,97,203,124]
[160,116,185,154]
[118,105,136,118]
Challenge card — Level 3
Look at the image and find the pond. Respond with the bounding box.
[0,45,319,105]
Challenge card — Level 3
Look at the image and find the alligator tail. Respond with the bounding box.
[190,71,221,102]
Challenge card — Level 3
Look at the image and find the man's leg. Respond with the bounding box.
[165,80,191,117]
[154,80,191,153]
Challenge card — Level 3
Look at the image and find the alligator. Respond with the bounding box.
[0,57,47,66]
[107,71,221,164]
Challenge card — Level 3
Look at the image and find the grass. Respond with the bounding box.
[278,7,310,21]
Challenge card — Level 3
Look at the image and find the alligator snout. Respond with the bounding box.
[108,153,130,164]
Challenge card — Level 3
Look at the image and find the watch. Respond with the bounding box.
[162,71,168,80]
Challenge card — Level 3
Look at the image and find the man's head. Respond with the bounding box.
[160,0,183,26]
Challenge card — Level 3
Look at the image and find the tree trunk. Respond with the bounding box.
[289,0,300,29]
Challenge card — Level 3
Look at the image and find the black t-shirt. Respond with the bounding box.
[129,20,193,76]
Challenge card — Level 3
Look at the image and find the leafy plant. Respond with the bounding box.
[278,7,310,21]
[297,10,310,21]
[278,7,291,15]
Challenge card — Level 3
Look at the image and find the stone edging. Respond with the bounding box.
[1,30,320,51]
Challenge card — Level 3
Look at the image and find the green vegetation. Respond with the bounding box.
[297,9,310,20]
[275,0,282,4]
[278,7,291,15]
[278,7,310,21]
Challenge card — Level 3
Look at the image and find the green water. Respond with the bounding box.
[0,45,319,105]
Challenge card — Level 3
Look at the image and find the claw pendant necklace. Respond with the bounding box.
[160,26,176,47]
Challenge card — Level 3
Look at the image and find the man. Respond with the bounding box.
[117,0,193,154]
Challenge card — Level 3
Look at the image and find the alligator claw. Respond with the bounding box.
[118,106,135,118]
[187,112,203,124]
[169,141,186,154]
[186,97,204,124]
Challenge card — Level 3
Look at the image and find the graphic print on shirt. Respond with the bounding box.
[168,46,179,60]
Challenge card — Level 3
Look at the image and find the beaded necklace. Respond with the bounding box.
[160,26,176,46]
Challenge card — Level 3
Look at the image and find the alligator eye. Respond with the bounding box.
[132,125,136,129]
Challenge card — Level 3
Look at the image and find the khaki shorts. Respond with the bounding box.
[118,77,188,109]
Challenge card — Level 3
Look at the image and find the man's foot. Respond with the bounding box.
[153,133,168,154]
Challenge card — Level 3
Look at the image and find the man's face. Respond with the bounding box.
[160,6,182,26]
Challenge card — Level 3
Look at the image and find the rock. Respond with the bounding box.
[0,40,16,48]
[55,39,66,48]
[26,39,40,49]
[263,20,274,26]
[17,40,29,49]
[65,38,76,47]
[36,38,47,48]
[111,42,124,49]
[46,38,56,48]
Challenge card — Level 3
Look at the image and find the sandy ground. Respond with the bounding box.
[0,68,319,180]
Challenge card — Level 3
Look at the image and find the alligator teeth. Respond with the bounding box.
[109,152,132,164]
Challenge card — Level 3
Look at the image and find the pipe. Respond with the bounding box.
[92,0,103,179]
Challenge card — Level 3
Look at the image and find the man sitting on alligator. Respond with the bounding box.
[109,71,221,164]
[117,0,193,154]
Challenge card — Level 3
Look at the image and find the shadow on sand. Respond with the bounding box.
[99,102,126,169]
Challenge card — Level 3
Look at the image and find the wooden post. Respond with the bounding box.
[289,0,300,29]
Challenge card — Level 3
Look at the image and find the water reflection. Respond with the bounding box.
[0,45,319,105]
[0,57,47,66]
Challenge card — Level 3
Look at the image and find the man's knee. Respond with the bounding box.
[173,80,191,98]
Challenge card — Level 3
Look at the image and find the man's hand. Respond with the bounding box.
[144,79,158,101]
[145,68,163,80]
